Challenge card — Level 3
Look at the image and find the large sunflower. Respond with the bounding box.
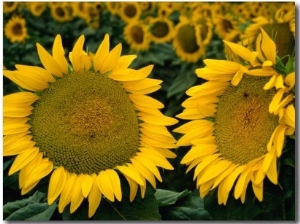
[4,15,29,43]
[174,28,295,205]
[3,34,178,217]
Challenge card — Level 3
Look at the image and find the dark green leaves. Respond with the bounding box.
[156,189,212,220]
[3,191,57,220]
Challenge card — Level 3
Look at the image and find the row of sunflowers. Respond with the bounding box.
[3,1,295,221]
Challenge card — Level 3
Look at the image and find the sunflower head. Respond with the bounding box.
[4,15,29,43]
[174,28,294,205]
[27,2,47,17]
[3,34,178,217]
[172,16,205,63]
[3,2,19,13]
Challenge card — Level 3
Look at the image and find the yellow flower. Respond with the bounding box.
[148,16,174,44]
[172,16,205,63]
[240,3,295,59]
[26,2,47,17]
[4,15,29,43]
[118,2,141,23]
[3,34,178,218]
[49,2,73,23]
[124,20,151,51]
[174,28,294,205]
[3,2,19,13]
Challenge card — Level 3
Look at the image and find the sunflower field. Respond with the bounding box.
[3,1,296,221]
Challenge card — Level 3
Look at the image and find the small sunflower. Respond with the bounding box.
[118,2,141,23]
[3,2,19,13]
[149,16,174,44]
[4,15,29,43]
[172,16,205,63]
[240,3,295,59]
[174,28,295,205]
[124,20,151,51]
[26,2,47,17]
[3,34,177,217]
[49,2,73,23]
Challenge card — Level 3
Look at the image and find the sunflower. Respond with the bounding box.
[174,28,295,205]
[26,2,47,17]
[3,34,178,218]
[118,2,141,23]
[148,16,174,44]
[49,2,73,23]
[3,2,19,13]
[124,20,151,51]
[172,16,205,63]
[4,15,29,43]
[240,3,295,59]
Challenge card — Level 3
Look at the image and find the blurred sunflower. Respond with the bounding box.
[3,34,177,217]
[174,28,295,205]
[49,2,73,23]
[213,14,241,42]
[124,20,151,51]
[172,16,205,63]
[26,2,47,17]
[4,15,29,43]
[118,2,141,23]
[149,16,174,44]
[240,4,295,59]
[106,2,121,15]
[3,2,19,13]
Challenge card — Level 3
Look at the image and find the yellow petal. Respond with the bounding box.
[131,158,156,188]
[15,65,55,83]
[259,28,276,64]
[198,160,231,185]
[124,176,138,202]
[193,154,220,180]
[284,104,295,128]
[109,68,147,81]
[94,34,110,72]
[81,174,93,198]
[223,41,259,66]
[285,72,295,89]
[234,167,251,199]
[266,155,278,184]
[58,173,76,213]
[113,55,137,71]
[137,152,173,170]
[129,94,164,109]
[100,43,122,74]
[224,165,245,193]
[134,156,162,182]
[252,182,263,202]
[263,74,278,90]
[4,69,48,92]
[3,117,30,135]
[19,152,43,189]
[48,167,67,205]
[231,69,244,86]
[8,147,39,176]
[52,34,68,74]
[117,165,145,186]
[36,43,63,77]
[69,35,85,72]
[4,135,35,156]
[106,169,122,201]
[70,175,84,213]
[3,131,29,146]
[97,170,115,202]
[23,159,53,189]
[88,174,102,218]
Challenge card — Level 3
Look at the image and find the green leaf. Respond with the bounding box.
[6,203,57,221]
[155,189,190,207]
[158,190,212,220]
[3,191,55,220]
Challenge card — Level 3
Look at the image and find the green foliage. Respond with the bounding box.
[3,191,56,220]
[156,189,212,220]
